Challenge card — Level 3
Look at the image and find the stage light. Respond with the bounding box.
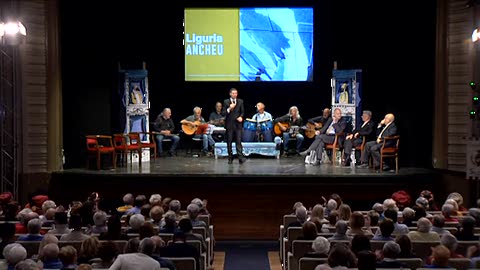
[470,80,477,90]
[474,96,479,105]
[0,21,26,46]
[470,109,476,119]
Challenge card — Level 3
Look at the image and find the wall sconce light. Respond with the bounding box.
[0,21,26,45]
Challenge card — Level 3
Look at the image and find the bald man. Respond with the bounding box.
[307,108,332,129]
[359,113,397,170]
[251,102,274,142]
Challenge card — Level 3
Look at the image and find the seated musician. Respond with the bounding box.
[341,110,376,167]
[180,107,215,156]
[208,102,226,142]
[251,102,274,142]
[153,108,180,157]
[300,108,347,165]
[307,108,332,129]
[273,106,304,155]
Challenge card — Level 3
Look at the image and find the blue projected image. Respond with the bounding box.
[239,8,313,81]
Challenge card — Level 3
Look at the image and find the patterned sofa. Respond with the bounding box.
[214,142,280,159]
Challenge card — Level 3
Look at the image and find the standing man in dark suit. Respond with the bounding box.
[342,110,376,166]
[359,113,397,170]
[300,108,347,165]
[221,88,246,164]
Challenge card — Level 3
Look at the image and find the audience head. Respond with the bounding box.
[129,213,145,230]
[461,216,476,231]
[27,218,42,234]
[312,236,330,255]
[335,220,348,235]
[93,211,107,226]
[149,194,162,206]
[295,206,308,223]
[372,202,384,214]
[191,198,204,209]
[164,210,177,227]
[38,233,58,258]
[149,206,164,223]
[447,192,464,208]
[351,234,371,255]
[169,200,181,213]
[327,243,356,268]
[338,204,351,221]
[440,233,458,252]
[187,203,200,220]
[383,198,399,212]
[41,200,56,213]
[42,243,59,260]
[311,204,325,220]
[54,211,68,225]
[106,215,121,234]
[367,210,380,226]
[445,198,459,211]
[139,237,155,256]
[379,218,395,237]
[178,218,194,233]
[302,221,318,240]
[431,245,451,267]
[150,236,165,254]
[432,214,445,228]
[14,259,39,270]
[326,199,337,211]
[328,210,339,226]
[382,241,401,259]
[77,264,93,270]
[468,208,480,226]
[97,241,117,264]
[329,193,343,207]
[80,237,100,258]
[383,209,398,223]
[123,193,134,205]
[349,211,365,229]
[58,245,77,266]
[417,217,432,233]
[395,234,413,257]
[124,238,140,253]
[402,207,415,220]
[3,243,27,266]
[441,203,455,217]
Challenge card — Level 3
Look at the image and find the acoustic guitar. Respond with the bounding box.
[303,122,323,139]
[274,122,289,136]
[182,120,208,135]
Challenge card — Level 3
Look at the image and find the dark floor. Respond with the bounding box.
[215,241,278,270]
[70,153,433,178]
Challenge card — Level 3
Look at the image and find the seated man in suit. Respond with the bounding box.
[273,106,304,155]
[300,108,347,165]
[342,110,376,166]
[181,107,215,156]
[359,113,397,170]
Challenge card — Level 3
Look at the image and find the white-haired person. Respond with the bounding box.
[13,259,39,270]
[159,211,178,234]
[447,192,467,211]
[401,207,415,227]
[407,217,440,241]
[187,203,206,229]
[283,205,308,237]
[191,197,211,217]
[442,203,459,223]
[127,213,145,234]
[88,211,107,234]
[168,199,183,220]
[149,194,162,207]
[1,243,27,269]
[304,236,330,259]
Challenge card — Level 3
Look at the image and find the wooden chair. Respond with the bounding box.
[380,135,400,173]
[86,135,116,170]
[138,131,157,161]
[325,132,344,165]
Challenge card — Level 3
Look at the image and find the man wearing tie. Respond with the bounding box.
[341,110,375,166]
[359,113,397,170]
[222,88,246,164]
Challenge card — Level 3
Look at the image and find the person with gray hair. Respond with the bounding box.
[407,217,440,241]
[149,194,162,206]
[18,218,44,241]
[304,236,330,258]
[187,203,207,228]
[309,204,328,224]
[376,241,407,268]
[149,237,176,270]
[328,220,352,241]
[2,243,27,269]
[325,199,337,217]
[283,205,308,237]
[402,207,416,227]
[14,259,40,270]
[181,106,215,156]
[169,200,181,216]
[109,238,161,270]
[128,213,145,233]
[90,211,108,234]
[342,110,375,166]
[442,203,458,222]
[160,211,178,234]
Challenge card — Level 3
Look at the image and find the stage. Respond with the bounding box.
[49,154,446,240]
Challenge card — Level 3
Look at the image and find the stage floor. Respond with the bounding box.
[64,155,433,178]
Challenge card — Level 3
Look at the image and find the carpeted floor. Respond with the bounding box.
[215,241,278,270]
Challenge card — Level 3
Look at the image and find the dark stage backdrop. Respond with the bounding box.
[60,0,436,168]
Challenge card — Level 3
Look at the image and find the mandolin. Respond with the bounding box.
[182,120,208,135]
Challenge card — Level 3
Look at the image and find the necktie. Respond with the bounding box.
[233,99,236,104]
